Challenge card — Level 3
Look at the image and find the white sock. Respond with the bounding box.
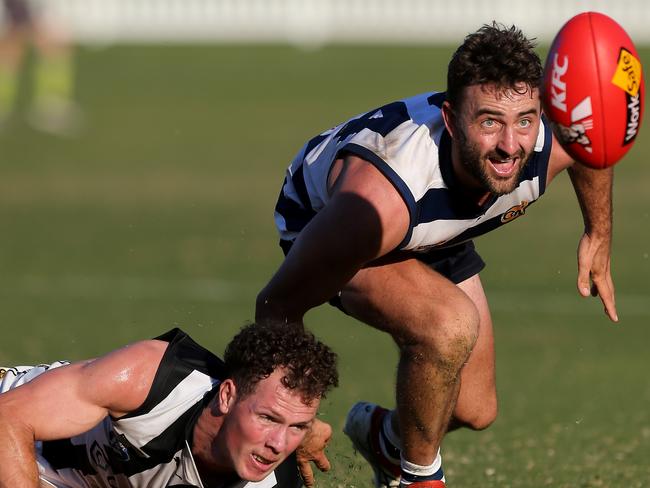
[400,449,445,484]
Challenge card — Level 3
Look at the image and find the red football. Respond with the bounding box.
[542,12,644,169]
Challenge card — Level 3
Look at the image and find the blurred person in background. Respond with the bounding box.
[0,0,82,135]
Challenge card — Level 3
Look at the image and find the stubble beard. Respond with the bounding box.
[456,129,530,196]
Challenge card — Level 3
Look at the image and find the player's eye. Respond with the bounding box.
[481,119,497,128]
[519,119,532,128]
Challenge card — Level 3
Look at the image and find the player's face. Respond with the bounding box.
[452,83,541,195]
[219,369,318,481]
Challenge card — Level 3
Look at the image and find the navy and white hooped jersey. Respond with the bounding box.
[274,91,552,252]
[1,329,301,488]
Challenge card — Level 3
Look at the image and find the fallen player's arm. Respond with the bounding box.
[0,340,167,488]
[256,154,410,324]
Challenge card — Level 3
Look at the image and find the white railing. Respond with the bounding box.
[8,0,650,45]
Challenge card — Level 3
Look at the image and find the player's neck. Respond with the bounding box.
[192,404,231,475]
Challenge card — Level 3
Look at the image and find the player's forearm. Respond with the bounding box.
[568,163,613,237]
[0,413,40,488]
[255,236,371,325]
[255,284,304,324]
[255,260,355,324]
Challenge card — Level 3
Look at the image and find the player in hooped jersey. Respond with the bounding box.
[0,322,338,487]
[256,24,618,487]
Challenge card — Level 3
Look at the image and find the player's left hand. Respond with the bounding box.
[296,418,333,487]
[577,232,618,322]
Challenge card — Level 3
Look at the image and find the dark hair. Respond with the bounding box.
[224,322,338,404]
[447,22,542,107]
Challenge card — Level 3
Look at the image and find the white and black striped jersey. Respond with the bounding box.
[1,329,302,488]
[274,91,552,252]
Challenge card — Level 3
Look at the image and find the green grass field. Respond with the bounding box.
[1,44,649,487]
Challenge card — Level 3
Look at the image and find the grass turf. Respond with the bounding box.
[1,44,649,486]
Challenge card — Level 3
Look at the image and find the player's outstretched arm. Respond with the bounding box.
[256,154,410,324]
[0,340,167,488]
[547,134,618,322]
[568,162,618,322]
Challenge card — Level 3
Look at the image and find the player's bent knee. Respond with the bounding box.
[453,393,498,431]
[465,400,498,431]
[432,297,480,360]
[396,299,480,374]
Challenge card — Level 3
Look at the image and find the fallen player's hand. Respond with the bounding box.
[296,418,332,487]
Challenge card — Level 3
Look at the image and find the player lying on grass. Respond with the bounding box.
[0,322,338,488]
[256,23,617,488]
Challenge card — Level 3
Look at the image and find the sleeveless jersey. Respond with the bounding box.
[1,329,301,488]
[274,92,552,252]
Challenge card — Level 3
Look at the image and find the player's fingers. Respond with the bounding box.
[603,273,618,322]
[601,294,618,322]
[311,451,332,472]
[298,462,316,488]
[577,261,592,297]
[576,240,594,297]
[593,275,618,322]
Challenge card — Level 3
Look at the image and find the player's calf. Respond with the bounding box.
[451,393,497,431]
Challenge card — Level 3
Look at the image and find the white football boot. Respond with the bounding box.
[344,401,402,488]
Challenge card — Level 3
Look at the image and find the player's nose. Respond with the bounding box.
[265,426,287,454]
[496,126,518,156]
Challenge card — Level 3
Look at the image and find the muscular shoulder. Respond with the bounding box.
[118,339,168,362]
[83,339,167,375]
[81,339,169,417]
[343,94,441,158]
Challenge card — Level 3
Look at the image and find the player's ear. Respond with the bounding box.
[441,101,457,138]
[218,379,238,414]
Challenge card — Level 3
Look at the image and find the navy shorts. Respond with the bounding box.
[405,240,485,284]
[279,239,485,311]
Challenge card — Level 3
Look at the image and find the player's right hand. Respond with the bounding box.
[577,231,618,322]
[296,418,333,487]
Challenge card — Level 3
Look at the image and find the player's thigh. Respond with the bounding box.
[454,274,497,428]
[339,257,479,346]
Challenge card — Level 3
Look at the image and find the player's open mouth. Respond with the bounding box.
[488,156,518,177]
[252,453,276,467]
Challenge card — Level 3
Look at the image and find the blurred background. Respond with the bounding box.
[1,1,649,486]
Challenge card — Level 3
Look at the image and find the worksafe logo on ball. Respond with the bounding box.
[549,53,594,153]
[612,47,643,146]
[611,48,642,97]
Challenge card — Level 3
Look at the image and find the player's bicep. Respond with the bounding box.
[0,362,113,441]
[0,340,166,441]
[257,155,409,320]
[77,339,167,417]
[294,155,409,269]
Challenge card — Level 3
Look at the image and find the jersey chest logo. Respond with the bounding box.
[501,201,529,223]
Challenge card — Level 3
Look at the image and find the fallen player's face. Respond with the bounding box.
[454,83,541,195]
[222,369,319,481]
